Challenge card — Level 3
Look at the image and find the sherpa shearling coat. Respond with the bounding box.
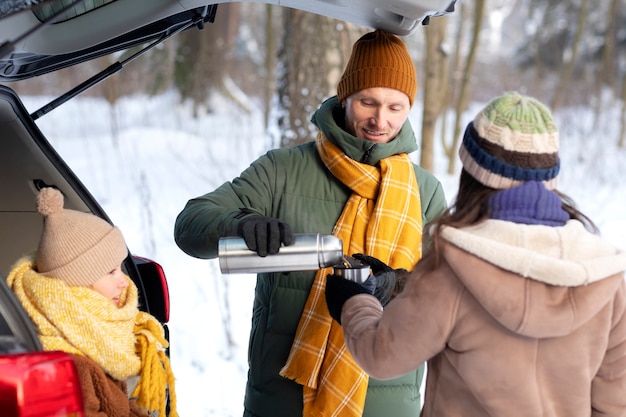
[174,96,447,417]
[341,219,626,417]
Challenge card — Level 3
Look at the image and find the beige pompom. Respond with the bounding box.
[37,187,64,217]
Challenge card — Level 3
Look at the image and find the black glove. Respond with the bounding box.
[325,274,374,324]
[237,215,294,257]
[352,253,409,306]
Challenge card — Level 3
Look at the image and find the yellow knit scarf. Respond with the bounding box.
[279,133,423,417]
[7,256,177,417]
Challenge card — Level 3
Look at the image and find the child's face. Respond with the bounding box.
[91,264,128,305]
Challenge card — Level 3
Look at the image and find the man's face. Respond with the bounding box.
[343,87,411,144]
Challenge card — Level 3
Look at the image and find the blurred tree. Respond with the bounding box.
[145,42,177,96]
[174,4,244,117]
[420,16,449,173]
[263,4,278,130]
[593,0,620,127]
[550,0,589,110]
[617,73,626,148]
[174,23,218,117]
[445,0,485,175]
[276,11,363,147]
[101,61,120,146]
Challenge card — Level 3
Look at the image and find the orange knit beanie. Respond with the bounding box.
[337,29,417,107]
[35,187,128,286]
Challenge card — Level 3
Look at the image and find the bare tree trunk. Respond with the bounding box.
[174,4,242,116]
[212,4,254,113]
[550,0,589,110]
[617,74,626,148]
[528,0,548,85]
[447,0,485,175]
[144,39,177,96]
[277,12,350,147]
[223,3,239,76]
[420,16,448,173]
[439,1,467,173]
[263,5,278,130]
[592,0,618,127]
[100,56,120,147]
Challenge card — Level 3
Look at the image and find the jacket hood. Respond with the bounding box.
[440,219,626,338]
[311,96,418,165]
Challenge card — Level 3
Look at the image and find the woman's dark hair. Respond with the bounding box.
[417,169,598,273]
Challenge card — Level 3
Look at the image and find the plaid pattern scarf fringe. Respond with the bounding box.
[279,132,423,416]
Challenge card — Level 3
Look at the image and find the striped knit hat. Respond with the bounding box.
[459,92,560,190]
[35,187,127,286]
[337,29,417,107]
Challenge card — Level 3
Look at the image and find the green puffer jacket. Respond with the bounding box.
[174,96,447,417]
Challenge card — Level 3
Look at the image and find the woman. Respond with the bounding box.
[325,92,626,417]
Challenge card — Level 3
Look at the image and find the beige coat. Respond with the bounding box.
[341,219,626,417]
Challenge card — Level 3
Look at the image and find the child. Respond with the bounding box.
[7,187,177,417]
[325,92,626,417]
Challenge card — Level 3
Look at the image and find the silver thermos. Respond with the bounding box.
[218,233,344,273]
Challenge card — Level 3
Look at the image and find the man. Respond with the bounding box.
[174,29,446,417]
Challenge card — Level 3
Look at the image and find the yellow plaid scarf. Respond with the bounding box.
[7,256,177,417]
[280,133,423,417]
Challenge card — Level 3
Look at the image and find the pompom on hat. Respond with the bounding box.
[459,92,560,190]
[35,187,128,286]
[337,29,417,107]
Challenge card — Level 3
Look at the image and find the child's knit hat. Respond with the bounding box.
[337,29,417,107]
[35,187,127,286]
[459,92,560,190]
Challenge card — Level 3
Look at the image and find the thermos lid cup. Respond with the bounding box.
[332,255,370,283]
[332,265,370,284]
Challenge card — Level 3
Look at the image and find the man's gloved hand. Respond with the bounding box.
[325,274,375,324]
[237,215,294,257]
[352,253,410,306]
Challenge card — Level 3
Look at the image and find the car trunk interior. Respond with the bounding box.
[0,85,96,277]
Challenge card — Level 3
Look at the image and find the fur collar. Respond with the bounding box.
[441,219,626,286]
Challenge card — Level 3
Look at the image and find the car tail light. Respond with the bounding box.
[0,350,84,417]
[133,256,171,323]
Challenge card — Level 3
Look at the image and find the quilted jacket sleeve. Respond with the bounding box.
[174,150,280,259]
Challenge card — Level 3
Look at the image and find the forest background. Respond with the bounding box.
[10,0,626,165]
